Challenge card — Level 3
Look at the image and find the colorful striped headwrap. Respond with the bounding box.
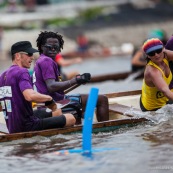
[142,38,163,54]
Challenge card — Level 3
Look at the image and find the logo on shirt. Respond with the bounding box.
[0,86,12,119]
[0,86,12,98]
[156,91,164,99]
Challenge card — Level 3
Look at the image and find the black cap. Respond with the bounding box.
[11,41,38,55]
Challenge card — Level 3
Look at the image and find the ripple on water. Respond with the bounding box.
[2,106,173,173]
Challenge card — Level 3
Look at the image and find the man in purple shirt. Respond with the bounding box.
[34,31,109,123]
[0,41,75,133]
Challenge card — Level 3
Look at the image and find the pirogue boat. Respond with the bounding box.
[90,69,144,83]
[0,90,148,142]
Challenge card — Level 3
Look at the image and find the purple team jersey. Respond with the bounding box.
[0,65,41,133]
[165,36,173,90]
[33,54,64,101]
[165,36,173,51]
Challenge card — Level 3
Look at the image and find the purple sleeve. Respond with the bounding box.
[19,72,33,92]
[165,36,173,51]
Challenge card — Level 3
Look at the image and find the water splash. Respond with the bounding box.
[124,104,173,124]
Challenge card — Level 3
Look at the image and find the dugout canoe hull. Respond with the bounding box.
[91,71,130,83]
[91,71,143,83]
[0,118,147,142]
[0,89,147,143]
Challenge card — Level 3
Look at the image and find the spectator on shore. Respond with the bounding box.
[23,0,36,12]
[7,0,17,13]
[76,32,89,55]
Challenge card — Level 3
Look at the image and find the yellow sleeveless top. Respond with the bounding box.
[141,58,172,110]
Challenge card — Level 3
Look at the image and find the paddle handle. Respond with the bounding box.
[64,84,81,94]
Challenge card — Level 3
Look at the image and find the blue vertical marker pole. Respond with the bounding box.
[55,87,120,156]
[82,87,99,154]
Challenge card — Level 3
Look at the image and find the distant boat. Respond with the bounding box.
[91,70,143,83]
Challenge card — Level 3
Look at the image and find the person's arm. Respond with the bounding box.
[131,49,146,66]
[45,78,77,93]
[23,89,58,111]
[23,89,52,103]
[45,73,91,93]
[57,57,82,67]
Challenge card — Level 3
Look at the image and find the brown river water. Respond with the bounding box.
[0,55,173,173]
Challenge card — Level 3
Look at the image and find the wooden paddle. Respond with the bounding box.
[64,83,81,94]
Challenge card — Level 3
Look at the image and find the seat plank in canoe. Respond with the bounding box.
[109,103,140,118]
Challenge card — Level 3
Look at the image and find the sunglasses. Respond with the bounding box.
[19,52,33,57]
[43,44,60,51]
[147,48,163,57]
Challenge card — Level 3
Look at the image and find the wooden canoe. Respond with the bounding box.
[0,90,148,143]
[91,71,131,83]
[62,45,132,59]
[62,49,113,59]
[90,70,144,83]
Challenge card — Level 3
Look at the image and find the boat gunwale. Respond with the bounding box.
[0,117,147,142]
[105,90,141,98]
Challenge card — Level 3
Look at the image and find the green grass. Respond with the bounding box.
[45,7,105,28]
